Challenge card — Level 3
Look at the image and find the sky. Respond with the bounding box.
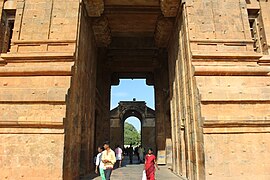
[110,79,154,131]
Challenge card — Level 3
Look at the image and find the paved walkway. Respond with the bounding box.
[81,156,183,180]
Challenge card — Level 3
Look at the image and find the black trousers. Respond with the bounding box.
[104,168,113,180]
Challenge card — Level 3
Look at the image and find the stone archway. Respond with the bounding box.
[110,100,156,152]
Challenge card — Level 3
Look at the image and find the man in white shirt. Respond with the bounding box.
[115,145,123,168]
[95,146,105,180]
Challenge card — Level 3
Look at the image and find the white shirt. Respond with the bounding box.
[96,152,104,169]
[115,147,122,160]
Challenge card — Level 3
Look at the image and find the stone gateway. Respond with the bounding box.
[0,0,269,180]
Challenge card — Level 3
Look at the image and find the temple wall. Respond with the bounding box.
[0,0,269,179]
[0,0,81,179]
[184,0,270,179]
[63,3,98,179]
[168,5,204,179]
[0,133,64,179]
[10,0,78,53]
[204,133,270,179]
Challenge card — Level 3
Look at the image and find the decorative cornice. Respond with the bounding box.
[84,0,104,17]
[194,65,270,76]
[204,120,270,128]
[0,125,64,133]
[1,52,74,61]
[92,16,111,47]
[160,0,180,17]
[192,51,262,60]
[203,120,270,134]
[154,16,174,47]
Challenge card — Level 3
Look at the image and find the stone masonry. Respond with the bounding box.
[0,0,269,180]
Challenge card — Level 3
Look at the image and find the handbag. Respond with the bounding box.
[142,170,147,180]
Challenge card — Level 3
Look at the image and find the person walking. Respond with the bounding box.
[138,145,145,163]
[95,146,106,180]
[115,145,123,168]
[128,144,133,164]
[135,146,139,161]
[144,148,159,180]
[102,141,116,180]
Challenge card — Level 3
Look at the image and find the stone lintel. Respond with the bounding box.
[194,65,270,76]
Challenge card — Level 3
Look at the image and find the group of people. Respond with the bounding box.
[95,141,159,180]
[95,141,116,180]
[123,144,145,164]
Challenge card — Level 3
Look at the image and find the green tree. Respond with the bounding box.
[124,122,141,146]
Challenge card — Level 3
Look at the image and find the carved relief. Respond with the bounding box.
[84,0,104,17]
[160,0,180,17]
[154,16,174,47]
[92,16,112,47]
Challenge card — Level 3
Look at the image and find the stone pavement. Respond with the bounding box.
[81,156,183,180]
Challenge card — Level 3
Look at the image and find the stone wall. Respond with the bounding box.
[185,0,270,179]
[0,0,80,179]
[95,48,111,148]
[154,51,171,165]
[204,133,270,179]
[167,4,204,179]
[0,133,64,179]
[63,3,97,179]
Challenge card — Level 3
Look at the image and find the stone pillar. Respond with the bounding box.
[95,48,111,148]
[154,52,170,165]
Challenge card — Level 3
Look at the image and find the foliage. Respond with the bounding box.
[124,122,141,146]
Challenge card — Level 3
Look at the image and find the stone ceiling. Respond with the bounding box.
[85,0,180,47]
[84,0,180,78]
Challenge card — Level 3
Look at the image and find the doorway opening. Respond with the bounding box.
[110,79,155,110]
[124,117,141,147]
[109,79,156,152]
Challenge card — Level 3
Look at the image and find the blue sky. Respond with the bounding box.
[111,79,154,131]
